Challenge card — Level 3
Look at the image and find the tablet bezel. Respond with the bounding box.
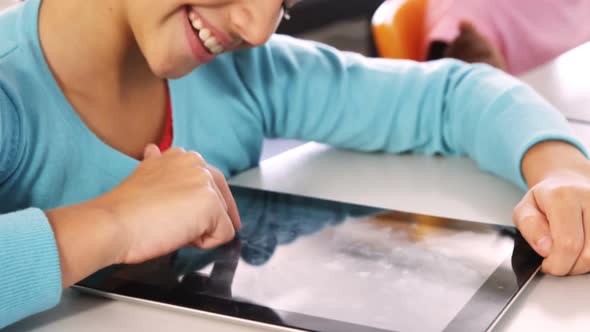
[75,185,542,332]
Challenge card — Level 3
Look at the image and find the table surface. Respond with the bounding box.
[7,44,590,332]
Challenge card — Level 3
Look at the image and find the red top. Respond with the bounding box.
[158,87,173,151]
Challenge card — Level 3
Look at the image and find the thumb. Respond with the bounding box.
[513,193,553,257]
[143,144,162,160]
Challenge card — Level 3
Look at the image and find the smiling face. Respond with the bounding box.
[123,0,301,78]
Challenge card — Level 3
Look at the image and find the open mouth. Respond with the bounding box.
[187,9,224,55]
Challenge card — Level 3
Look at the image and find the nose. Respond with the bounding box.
[229,6,281,47]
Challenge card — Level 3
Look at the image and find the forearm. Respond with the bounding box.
[46,200,126,288]
[521,140,588,188]
[244,40,575,180]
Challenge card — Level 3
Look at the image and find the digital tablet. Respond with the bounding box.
[75,185,542,332]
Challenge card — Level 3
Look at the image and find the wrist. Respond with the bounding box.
[45,199,127,288]
[521,140,588,187]
[85,194,129,265]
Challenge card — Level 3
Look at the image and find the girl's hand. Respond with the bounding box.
[515,141,590,276]
[95,144,241,265]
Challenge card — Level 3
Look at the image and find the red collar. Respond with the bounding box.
[158,85,173,151]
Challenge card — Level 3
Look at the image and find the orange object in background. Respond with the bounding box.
[372,0,428,61]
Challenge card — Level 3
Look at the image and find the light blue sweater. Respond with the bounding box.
[0,0,586,328]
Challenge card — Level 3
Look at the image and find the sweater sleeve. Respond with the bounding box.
[0,88,62,328]
[231,35,587,190]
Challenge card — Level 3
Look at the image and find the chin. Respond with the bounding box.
[156,65,196,79]
[148,55,199,79]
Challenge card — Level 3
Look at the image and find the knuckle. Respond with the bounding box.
[513,214,536,231]
[556,238,583,256]
[512,208,522,225]
[208,166,223,180]
[224,227,236,241]
[203,167,214,179]
[188,168,209,186]
[569,268,589,276]
[191,182,217,203]
[196,240,213,250]
[198,168,215,185]
[200,166,215,179]
[187,151,206,165]
[202,186,218,201]
[512,194,534,225]
[577,249,590,267]
[548,186,577,202]
[168,147,185,155]
[542,263,568,277]
[193,238,204,249]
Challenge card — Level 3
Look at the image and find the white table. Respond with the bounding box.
[519,42,590,125]
[7,44,590,332]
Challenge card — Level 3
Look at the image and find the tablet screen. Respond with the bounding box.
[77,185,541,332]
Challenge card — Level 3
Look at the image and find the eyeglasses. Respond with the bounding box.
[282,0,302,21]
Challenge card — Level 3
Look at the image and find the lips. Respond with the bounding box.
[183,9,215,64]
[183,6,234,65]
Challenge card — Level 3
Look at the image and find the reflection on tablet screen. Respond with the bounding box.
[78,186,541,332]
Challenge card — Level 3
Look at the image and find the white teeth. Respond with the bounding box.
[188,14,225,54]
[198,28,211,41]
[191,18,202,30]
[204,37,219,49]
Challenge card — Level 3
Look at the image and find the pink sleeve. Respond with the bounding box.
[425,0,461,43]
[425,0,500,46]
[427,15,461,43]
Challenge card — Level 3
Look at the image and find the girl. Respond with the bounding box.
[426,0,590,74]
[1,0,590,328]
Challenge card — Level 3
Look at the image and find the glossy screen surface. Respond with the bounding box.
[78,186,541,332]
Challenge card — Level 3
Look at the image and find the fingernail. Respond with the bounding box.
[536,236,552,255]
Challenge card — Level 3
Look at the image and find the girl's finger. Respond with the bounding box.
[569,208,590,275]
[536,188,584,276]
[513,192,552,257]
[142,144,162,160]
[207,165,241,230]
